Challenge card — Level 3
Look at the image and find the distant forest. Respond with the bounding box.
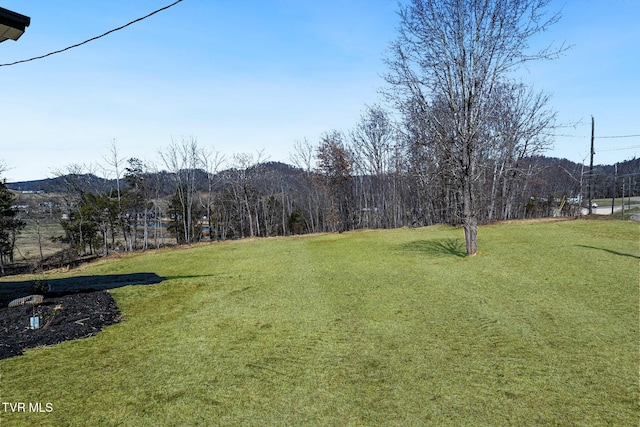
[5,133,639,263]
[8,154,638,203]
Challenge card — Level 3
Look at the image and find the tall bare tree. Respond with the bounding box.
[290,138,320,233]
[351,105,396,228]
[226,151,268,238]
[199,147,226,240]
[145,161,169,248]
[160,137,201,244]
[482,81,555,220]
[103,139,130,249]
[385,0,564,255]
[51,163,104,256]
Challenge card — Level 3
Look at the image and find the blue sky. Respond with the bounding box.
[1,0,638,182]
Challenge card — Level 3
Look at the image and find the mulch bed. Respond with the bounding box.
[0,291,122,360]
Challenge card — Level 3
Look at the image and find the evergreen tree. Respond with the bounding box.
[0,181,25,274]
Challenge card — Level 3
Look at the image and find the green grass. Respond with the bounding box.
[593,197,640,206]
[1,219,638,426]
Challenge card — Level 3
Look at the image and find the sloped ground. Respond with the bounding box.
[0,291,122,360]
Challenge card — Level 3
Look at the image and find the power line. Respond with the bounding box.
[543,133,640,140]
[599,145,640,152]
[596,134,640,139]
[543,133,587,138]
[0,0,184,67]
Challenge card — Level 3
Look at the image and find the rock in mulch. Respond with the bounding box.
[0,291,122,360]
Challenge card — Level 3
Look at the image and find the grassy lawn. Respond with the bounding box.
[593,197,640,206]
[1,219,638,426]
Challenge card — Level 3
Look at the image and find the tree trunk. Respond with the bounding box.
[463,214,478,256]
[462,158,478,256]
[463,183,478,256]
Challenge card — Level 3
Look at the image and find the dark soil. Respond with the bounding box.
[0,291,122,360]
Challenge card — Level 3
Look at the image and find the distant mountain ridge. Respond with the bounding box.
[6,175,115,193]
[5,161,304,196]
[5,157,638,198]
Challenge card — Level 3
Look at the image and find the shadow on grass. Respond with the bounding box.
[166,275,219,281]
[0,273,166,303]
[398,238,467,258]
[576,245,640,259]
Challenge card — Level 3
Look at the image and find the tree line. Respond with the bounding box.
[3,130,638,267]
[11,133,633,259]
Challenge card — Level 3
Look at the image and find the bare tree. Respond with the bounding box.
[50,163,103,256]
[289,138,320,233]
[482,81,556,219]
[350,105,396,228]
[290,138,315,173]
[385,0,565,255]
[199,147,226,240]
[103,139,130,250]
[226,150,268,238]
[145,161,168,248]
[123,157,157,250]
[160,137,201,244]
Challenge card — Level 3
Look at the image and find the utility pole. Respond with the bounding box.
[588,116,595,215]
[611,163,617,214]
[628,176,632,209]
[621,179,625,216]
